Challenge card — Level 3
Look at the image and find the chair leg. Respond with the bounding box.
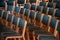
[23,37,25,40]
[14,38,16,40]
[33,32,35,40]
[26,30,30,40]
[5,38,8,40]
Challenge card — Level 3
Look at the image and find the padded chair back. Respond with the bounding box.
[0,10,3,17]
[7,14,13,22]
[13,16,18,26]
[20,8,24,14]
[18,18,27,36]
[49,18,57,28]
[24,9,29,17]
[29,0,36,3]
[17,0,25,4]
[24,3,30,9]
[55,9,60,18]
[57,21,60,32]
[14,6,20,13]
[29,10,35,19]
[48,8,54,15]
[35,13,41,21]
[6,0,15,6]
[42,7,47,14]
[42,15,49,25]
[36,6,42,12]
[39,2,46,7]
[47,2,53,8]
[0,1,5,7]
[7,5,13,11]
[30,4,36,10]
[2,12,7,20]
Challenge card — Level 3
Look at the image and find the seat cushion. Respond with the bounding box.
[1,32,20,38]
[34,30,52,36]
[39,36,58,40]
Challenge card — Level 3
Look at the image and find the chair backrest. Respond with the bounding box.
[17,0,25,4]
[48,8,54,15]
[6,0,15,6]
[36,6,42,12]
[24,9,29,17]
[55,9,60,18]
[12,16,18,26]
[2,12,7,20]
[42,7,47,14]
[20,8,25,14]
[42,15,49,25]
[39,2,46,7]
[7,13,13,22]
[0,10,3,17]
[47,2,53,8]
[30,4,36,10]
[29,10,35,19]
[14,6,20,13]
[0,1,5,7]
[29,0,36,3]
[56,2,60,9]
[18,18,27,36]
[57,21,60,32]
[24,3,30,9]
[7,5,13,11]
[35,13,41,21]
[49,18,57,28]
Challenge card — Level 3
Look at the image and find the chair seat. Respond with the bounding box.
[0,1,5,7]
[39,36,58,40]
[34,30,52,36]
[1,32,20,38]
[27,23,44,32]
[0,23,14,32]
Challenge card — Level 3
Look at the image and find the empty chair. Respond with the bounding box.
[29,10,36,23]
[2,12,8,25]
[39,2,46,7]
[38,35,58,40]
[7,13,13,29]
[19,8,25,18]
[42,7,47,14]
[1,15,27,40]
[55,9,60,18]
[18,18,27,40]
[35,13,42,26]
[29,0,36,4]
[48,18,57,34]
[14,5,20,16]
[24,3,30,9]
[41,15,50,30]
[48,8,54,16]
[0,23,20,40]
[24,9,30,20]
[47,2,53,8]
[30,4,36,10]
[12,16,18,27]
